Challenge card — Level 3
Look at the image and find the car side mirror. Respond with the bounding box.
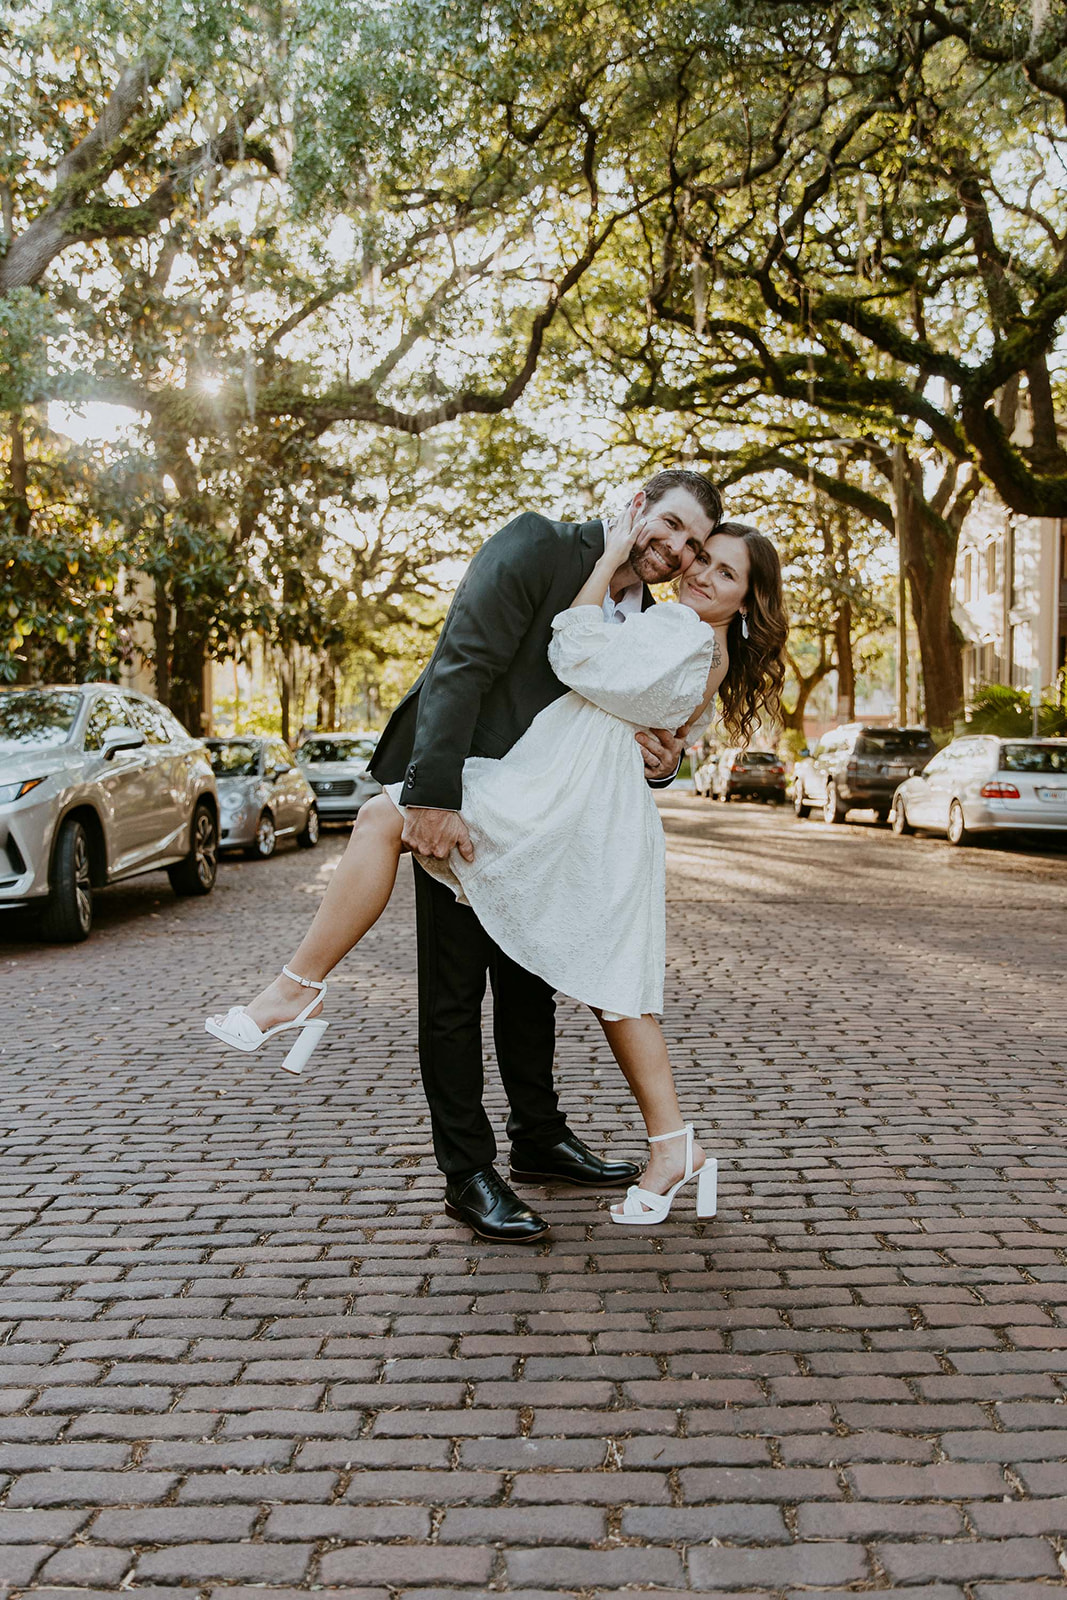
[102,727,146,758]
[270,763,293,779]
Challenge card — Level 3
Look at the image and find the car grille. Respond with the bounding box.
[311,779,356,797]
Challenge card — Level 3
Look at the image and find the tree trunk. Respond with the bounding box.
[830,481,856,722]
[834,598,855,721]
[7,417,32,683]
[317,661,337,730]
[782,656,831,732]
[170,602,207,734]
[279,653,292,745]
[1026,356,1061,467]
[153,575,171,707]
[899,469,964,729]
[8,416,29,532]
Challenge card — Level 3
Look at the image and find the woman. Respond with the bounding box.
[207,513,787,1224]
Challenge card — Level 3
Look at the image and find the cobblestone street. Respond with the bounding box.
[1,796,1066,1598]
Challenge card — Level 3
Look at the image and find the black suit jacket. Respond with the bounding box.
[370,511,656,810]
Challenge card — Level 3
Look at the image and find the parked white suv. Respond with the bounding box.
[295,732,381,822]
[0,684,219,942]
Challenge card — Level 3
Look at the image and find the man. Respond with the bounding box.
[370,468,722,1240]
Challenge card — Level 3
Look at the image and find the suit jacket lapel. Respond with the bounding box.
[578,517,606,581]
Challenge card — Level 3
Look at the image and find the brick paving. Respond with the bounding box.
[1,796,1066,1597]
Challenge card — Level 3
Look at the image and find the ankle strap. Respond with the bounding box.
[648,1124,692,1144]
[282,965,326,992]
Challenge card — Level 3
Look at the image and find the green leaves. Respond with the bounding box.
[0,291,58,412]
[0,414,127,683]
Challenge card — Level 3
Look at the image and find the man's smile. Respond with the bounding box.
[640,542,678,578]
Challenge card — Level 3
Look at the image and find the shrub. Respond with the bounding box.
[967,682,1067,738]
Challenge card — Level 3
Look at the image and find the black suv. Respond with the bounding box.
[793,724,937,824]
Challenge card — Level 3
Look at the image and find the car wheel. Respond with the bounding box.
[40,817,93,943]
[946,799,969,847]
[793,782,808,817]
[296,804,320,849]
[824,781,846,824]
[245,810,277,860]
[891,800,913,836]
[168,802,218,896]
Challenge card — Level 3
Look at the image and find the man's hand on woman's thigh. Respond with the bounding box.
[402,806,475,861]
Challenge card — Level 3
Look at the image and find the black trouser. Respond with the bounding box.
[413,862,568,1178]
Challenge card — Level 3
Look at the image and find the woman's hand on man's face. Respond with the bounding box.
[604,494,646,571]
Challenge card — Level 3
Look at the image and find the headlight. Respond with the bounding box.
[0,778,45,804]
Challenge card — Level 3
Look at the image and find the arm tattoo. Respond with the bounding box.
[711,635,722,669]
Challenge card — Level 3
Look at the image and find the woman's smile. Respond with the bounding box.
[679,531,751,625]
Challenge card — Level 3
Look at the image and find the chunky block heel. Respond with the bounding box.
[610,1125,716,1226]
[696,1158,717,1218]
[205,965,328,1076]
[280,1018,329,1075]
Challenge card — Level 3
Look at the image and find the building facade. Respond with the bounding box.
[955,495,1067,702]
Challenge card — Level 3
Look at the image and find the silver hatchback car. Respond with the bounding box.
[0,684,219,941]
[295,732,381,822]
[207,736,320,858]
[891,735,1067,846]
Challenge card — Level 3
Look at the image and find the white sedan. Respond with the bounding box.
[891,735,1067,846]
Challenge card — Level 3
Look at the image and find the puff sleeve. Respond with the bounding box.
[547,603,714,730]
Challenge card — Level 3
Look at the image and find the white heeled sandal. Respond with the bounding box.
[609,1125,717,1225]
[205,966,329,1075]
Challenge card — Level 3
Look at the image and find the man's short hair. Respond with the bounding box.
[642,468,723,532]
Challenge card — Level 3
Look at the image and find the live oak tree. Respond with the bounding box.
[1,0,284,693]
[17,0,706,445]
[0,0,283,302]
[9,0,1067,732]
[5,0,738,711]
[559,0,1067,724]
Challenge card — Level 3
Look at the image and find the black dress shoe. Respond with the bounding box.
[510,1130,641,1188]
[444,1167,550,1243]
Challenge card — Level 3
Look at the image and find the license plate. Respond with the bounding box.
[1036,787,1067,803]
[887,762,910,776]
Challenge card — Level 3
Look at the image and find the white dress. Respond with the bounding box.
[386,602,715,1019]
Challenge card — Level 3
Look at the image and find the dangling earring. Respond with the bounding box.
[740,610,749,640]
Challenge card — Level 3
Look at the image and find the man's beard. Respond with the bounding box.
[630,542,680,584]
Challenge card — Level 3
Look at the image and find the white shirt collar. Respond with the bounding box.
[602,581,643,625]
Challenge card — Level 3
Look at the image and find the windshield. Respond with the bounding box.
[297,737,377,765]
[738,752,778,766]
[1001,743,1067,774]
[207,742,260,778]
[856,731,935,755]
[0,689,81,753]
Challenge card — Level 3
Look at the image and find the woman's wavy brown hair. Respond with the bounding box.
[713,522,789,747]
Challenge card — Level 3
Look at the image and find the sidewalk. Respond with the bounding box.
[1,797,1066,1595]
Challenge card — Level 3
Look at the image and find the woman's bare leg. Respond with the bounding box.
[596,1013,705,1208]
[244,794,405,1030]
